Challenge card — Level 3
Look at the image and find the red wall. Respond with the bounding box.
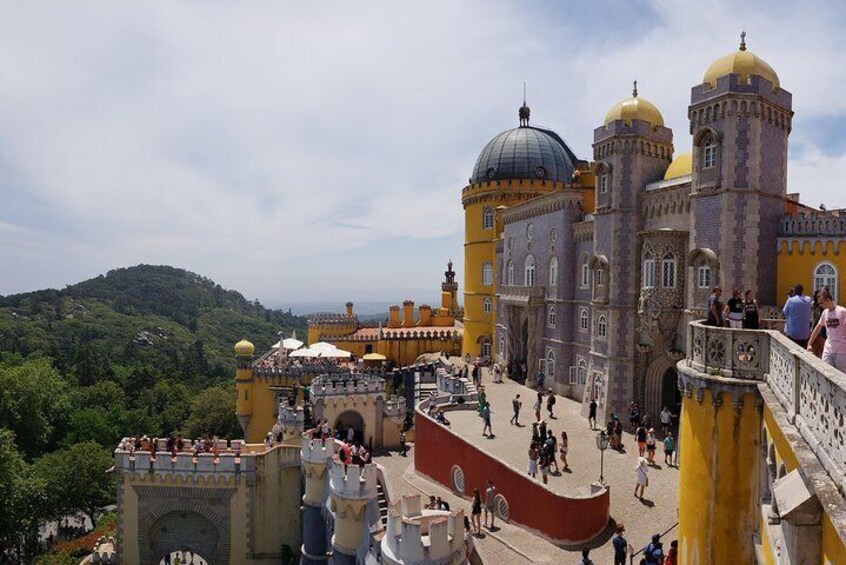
[415,409,610,545]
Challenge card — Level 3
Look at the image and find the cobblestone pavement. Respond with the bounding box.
[375,375,681,564]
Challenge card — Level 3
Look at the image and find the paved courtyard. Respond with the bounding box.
[375,374,680,564]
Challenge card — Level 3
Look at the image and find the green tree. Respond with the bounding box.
[184,385,242,439]
[34,441,116,527]
[0,358,70,457]
[0,429,47,561]
[62,408,119,447]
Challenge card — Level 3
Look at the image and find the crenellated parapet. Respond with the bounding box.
[278,405,305,439]
[381,494,466,565]
[310,373,386,397]
[328,458,378,502]
[382,396,407,421]
[301,434,338,465]
[113,449,256,485]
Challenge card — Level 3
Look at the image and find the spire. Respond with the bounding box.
[632,79,638,98]
[518,81,530,127]
[739,30,747,51]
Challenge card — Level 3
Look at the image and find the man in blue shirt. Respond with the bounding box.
[783,284,813,347]
[612,523,631,565]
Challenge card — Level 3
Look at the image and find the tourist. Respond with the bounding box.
[811,289,827,357]
[265,432,273,449]
[538,420,547,442]
[472,363,481,388]
[484,480,496,529]
[629,401,641,431]
[470,489,482,534]
[783,284,813,348]
[482,404,492,437]
[725,288,744,328]
[510,393,522,425]
[527,443,539,478]
[665,540,678,565]
[588,397,597,429]
[546,430,559,473]
[659,406,673,436]
[634,457,649,499]
[463,516,475,560]
[535,368,546,390]
[576,548,595,565]
[426,495,437,510]
[612,523,631,565]
[706,286,724,326]
[531,422,540,445]
[646,428,657,464]
[546,389,556,418]
[346,426,355,443]
[399,431,407,457]
[642,534,665,564]
[559,430,569,471]
[808,288,846,371]
[477,386,487,417]
[539,449,550,484]
[534,391,543,422]
[492,362,502,383]
[663,432,675,466]
[320,419,331,444]
[436,408,451,427]
[743,289,760,329]
[437,496,450,511]
[614,416,624,450]
[636,424,647,457]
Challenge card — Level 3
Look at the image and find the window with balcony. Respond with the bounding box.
[525,255,536,286]
[643,259,656,288]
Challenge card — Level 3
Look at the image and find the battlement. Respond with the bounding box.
[311,373,386,397]
[253,363,388,379]
[779,211,846,237]
[89,537,117,564]
[328,458,378,501]
[308,312,360,326]
[114,449,257,481]
[300,433,338,464]
[382,494,466,564]
[278,405,305,439]
[383,396,407,420]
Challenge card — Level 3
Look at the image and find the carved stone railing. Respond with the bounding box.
[686,321,768,380]
[498,285,546,306]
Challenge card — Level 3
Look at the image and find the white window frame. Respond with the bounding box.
[703,141,717,169]
[661,259,677,288]
[482,207,494,230]
[546,348,555,380]
[697,265,711,289]
[642,258,656,289]
[482,262,493,286]
[568,366,578,385]
[596,314,608,339]
[525,255,536,286]
[578,358,588,385]
[599,173,609,194]
[480,339,491,358]
[814,262,837,297]
[506,260,515,286]
[579,308,589,332]
[580,261,590,288]
[547,305,556,328]
[483,297,493,314]
[549,257,559,287]
[595,268,605,287]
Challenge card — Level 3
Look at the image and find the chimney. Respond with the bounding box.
[418,305,432,327]
[402,300,415,327]
[388,305,401,328]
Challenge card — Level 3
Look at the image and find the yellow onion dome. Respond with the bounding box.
[234,339,255,356]
[604,81,664,128]
[664,152,692,180]
[703,32,779,88]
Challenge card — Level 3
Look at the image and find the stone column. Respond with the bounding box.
[329,460,378,564]
[300,436,335,565]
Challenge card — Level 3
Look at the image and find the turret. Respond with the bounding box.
[329,458,379,564]
[381,494,467,564]
[345,301,354,317]
[299,435,337,564]
[234,339,255,437]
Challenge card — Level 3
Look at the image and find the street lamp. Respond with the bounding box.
[595,430,610,485]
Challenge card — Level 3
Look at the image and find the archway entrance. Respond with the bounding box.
[335,410,365,444]
[644,355,683,431]
[151,511,219,565]
[660,366,682,423]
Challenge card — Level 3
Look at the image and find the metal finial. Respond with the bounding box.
[632,80,638,98]
[523,81,526,106]
[740,30,747,51]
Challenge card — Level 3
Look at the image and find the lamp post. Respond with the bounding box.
[595,430,610,485]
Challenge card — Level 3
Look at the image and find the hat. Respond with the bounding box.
[652,533,661,542]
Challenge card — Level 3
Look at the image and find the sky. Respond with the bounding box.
[1,0,845,307]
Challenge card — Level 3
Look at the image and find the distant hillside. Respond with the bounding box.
[0,265,306,379]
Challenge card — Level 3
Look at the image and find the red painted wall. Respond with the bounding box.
[415,408,610,545]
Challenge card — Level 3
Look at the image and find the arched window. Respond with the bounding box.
[595,268,605,287]
[546,349,555,379]
[599,173,609,194]
[547,305,556,328]
[499,333,506,358]
[579,308,589,332]
[703,140,717,169]
[525,255,536,286]
[697,265,711,289]
[578,358,588,384]
[483,298,493,314]
[549,257,559,287]
[596,314,608,339]
[506,261,515,286]
[482,263,493,286]
[480,339,491,358]
[661,255,677,288]
[482,207,494,230]
[580,259,590,288]
[642,258,656,288]
[814,262,837,297]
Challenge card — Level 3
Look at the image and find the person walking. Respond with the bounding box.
[642,534,665,564]
[559,430,569,471]
[634,457,649,499]
[510,394,522,425]
[706,287,724,326]
[663,432,675,466]
[534,391,543,422]
[725,288,744,328]
[482,403,493,437]
[470,489,482,534]
[527,443,539,478]
[635,424,647,457]
[659,406,672,436]
[484,480,496,530]
[808,288,846,371]
[612,524,632,565]
[535,368,545,390]
[646,428,657,464]
[588,397,597,429]
[545,430,559,473]
[665,540,678,565]
[783,284,813,348]
[575,548,595,565]
[743,289,760,329]
[546,389,556,418]
[399,431,407,457]
[629,401,641,431]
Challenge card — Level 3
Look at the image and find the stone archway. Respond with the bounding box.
[151,512,218,565]
[335,410,365,444]
[644,355,683,427]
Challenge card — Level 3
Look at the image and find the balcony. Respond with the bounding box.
[498,285,546,306]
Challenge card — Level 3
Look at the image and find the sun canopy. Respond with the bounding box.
[362,353,386,361]
[309,342,338,354]
[321,348,352,359]
[289,348,318,358]
[281,338,304,350]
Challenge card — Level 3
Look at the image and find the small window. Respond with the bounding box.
[643,259,656,289]
[499,333,505,356]
[549,257,559,287]
[546,349,555,379]
[697,265,711,289]
[579,309,589,332]
[662,259,677,288]
[480,340,491,358]
[581,261,590,288]
[525,255,536,286]
[703,141,717,169]
[527,223,534,240]
[507,237,513,251]
[814,262,837,299]
[483,298,493,314]
[595,268,605,287]
[506,261,515,286]
[596,314,607,339]
[578,358,588,385]
[599,173,609,194]
[547,305,556,328]
[482,263,493,286]
[482,207,495,230]
[549,228,558,243]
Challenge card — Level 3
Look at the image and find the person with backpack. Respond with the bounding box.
[641,534,664,564]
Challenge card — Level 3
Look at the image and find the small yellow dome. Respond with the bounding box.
[234,339,255,356]
[604,82,664,128]
[703,33,779,88]
[664,152,692,180]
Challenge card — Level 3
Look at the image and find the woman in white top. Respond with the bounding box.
[634,457,649,499]
[808,288,846,372]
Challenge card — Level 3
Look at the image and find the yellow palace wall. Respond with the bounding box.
[777,239,846,302]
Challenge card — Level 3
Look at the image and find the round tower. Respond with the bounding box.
[328,457,378,564]
[234,339,255,437]
[462,100,581,358]
[299,435,336,564]
[381,494,467,564]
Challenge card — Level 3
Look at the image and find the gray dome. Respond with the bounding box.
[470,126,579,185]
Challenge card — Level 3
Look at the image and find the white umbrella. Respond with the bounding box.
[282,338,304,350]
[321,348,352,359]
[310,342,338,354]
[289,348,318,358]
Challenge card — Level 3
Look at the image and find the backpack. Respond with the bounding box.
[640,544,660,564]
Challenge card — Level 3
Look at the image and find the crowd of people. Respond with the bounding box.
[118,434,240,458]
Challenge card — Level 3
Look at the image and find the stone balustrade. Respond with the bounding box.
[684,321,846,490]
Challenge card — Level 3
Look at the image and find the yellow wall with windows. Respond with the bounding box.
[777,239,846,303]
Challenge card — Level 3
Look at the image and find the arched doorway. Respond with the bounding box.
[335,410,365,444]
[644,355,683,429]
[660,367,682,427]
[151,512,220,565]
